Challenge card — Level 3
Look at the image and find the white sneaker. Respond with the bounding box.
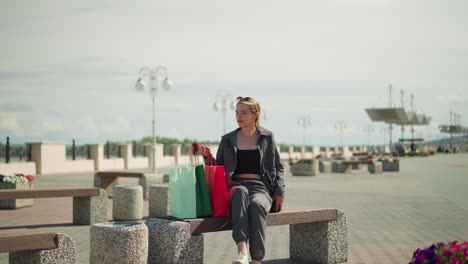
[232,251,249,264]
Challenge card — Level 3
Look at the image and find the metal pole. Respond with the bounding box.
[72,139,76,160]
[400,89,404,141]
[106,140,110,159]
[368,128,370,146]
[411,93,414,140]
[303,124,306,147]
[450,111,453,144]
[152,70,157,173]
[6,136,10,163]
[388,84,393,149]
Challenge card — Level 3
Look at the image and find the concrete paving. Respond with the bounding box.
[1,153,468,264]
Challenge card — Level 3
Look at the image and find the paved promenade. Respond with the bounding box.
[1,153,468,264]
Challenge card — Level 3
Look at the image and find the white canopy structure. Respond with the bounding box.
[365,108,431,126]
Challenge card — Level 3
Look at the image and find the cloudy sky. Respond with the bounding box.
[0,0,467,146]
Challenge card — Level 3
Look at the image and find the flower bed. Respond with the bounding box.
[0,173,35,209]
[409,241,468,264]
[0,173,34,184]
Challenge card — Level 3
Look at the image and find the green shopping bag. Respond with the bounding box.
[195,165,212,217]
[169,166,197,219]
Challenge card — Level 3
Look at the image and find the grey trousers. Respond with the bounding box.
[230,178,273,261]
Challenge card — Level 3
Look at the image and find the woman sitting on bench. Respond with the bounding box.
[200,96,285,264]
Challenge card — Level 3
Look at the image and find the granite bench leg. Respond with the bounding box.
[139,173,164,200]
[9,233,77,264]
[113,185,143,221]
[290,209,348,264]
[382,161,399,172]
[73,188,108,225]
[94,174,119,197]
[368,161,383,174]
[319,162,332,173]
[145,218,203,264]
[342,163,352,174]
[332,162,345,173]
[90,222,148,264]
[149,184,169,218]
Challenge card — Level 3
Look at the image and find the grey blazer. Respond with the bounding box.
[208,126,285,197]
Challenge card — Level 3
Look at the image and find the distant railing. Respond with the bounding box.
[182,144,191,155]
[104,141,121,158]
[0,137,31,164]
[132,142,146,157]
[66,141,90,160]
[279,145,289,152]
[163,144,172,156]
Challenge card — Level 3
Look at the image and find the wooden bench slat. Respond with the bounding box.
[0,187,100,200]
[184,208,337,235]
[96,172,143,178]
[0,229,57,253]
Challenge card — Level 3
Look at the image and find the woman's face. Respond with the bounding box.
[235,103,259,128]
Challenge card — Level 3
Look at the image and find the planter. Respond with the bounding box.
[291,160,319,176]
[0,182,34,209]
[319,161,331,173]
[382,161,399,172]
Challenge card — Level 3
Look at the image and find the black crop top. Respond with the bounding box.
[234,149,262,175]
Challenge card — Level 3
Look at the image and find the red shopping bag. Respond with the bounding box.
[204,165,229,217]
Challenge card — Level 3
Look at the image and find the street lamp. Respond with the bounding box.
[381,126,389,146]
[135,66,173,173]
[213,95,236,134]
[298,116,312,147]
[335,121,347,147]
[363,125,374,147]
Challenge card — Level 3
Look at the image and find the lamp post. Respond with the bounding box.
[135,66,173,173]
[363,125,374,147]
[297,116,312,147]
[335,121,347,147]
[213,95,236,134]
[381,127,389,146]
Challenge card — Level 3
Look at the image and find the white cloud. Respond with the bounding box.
[1,0,467,145]
[101,116,130,136]
[331,0,391,5]
[435,94,467,104]
[0,112,20,130]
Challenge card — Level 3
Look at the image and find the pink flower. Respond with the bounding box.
[24,175,34,182]
[442,249,453,258]
[450,241,461,252]
[450,258,463,264]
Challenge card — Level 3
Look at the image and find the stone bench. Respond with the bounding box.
[145,207,348,264]
[332,160,382,174]
[94,171,165,199]
[0,187,107,225]
[290,160,319,176]
[0,229,77,264]
[382,160,400,172]
[319,161,332,173]
[90,222,148,264]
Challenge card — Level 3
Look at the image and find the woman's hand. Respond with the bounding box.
[199,145,211,157]
[272,196,284,212]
